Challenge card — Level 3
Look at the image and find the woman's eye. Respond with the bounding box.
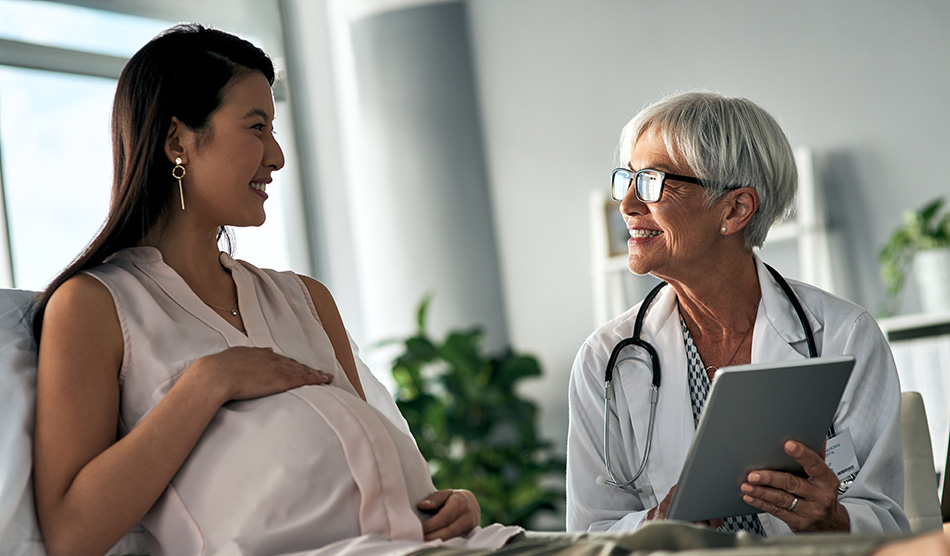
[251,123,266,131]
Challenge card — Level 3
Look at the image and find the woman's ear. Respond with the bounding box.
[164,116,192,164]
[720,187,759,235]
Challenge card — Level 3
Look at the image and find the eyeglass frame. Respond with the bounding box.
[611,167,715,203]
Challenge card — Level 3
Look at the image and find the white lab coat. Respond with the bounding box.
[566,257,910,536]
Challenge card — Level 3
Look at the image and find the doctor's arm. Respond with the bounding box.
[830,312,910,533]
[566,341,652,532]
[741,311,909,534]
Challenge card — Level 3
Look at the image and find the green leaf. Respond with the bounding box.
[496,354,543,386]
[383,294,565,527]
[416,292,434,333]
[879,196,950,305]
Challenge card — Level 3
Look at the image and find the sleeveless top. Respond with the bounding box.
[85,247,520,556]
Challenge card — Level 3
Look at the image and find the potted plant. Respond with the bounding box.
[879,196,950,315]
[384,295,564,528]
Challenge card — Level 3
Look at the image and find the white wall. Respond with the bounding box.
[346,3,509,350]
[465,0,950,448]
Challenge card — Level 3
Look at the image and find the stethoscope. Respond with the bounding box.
[598,264,819,494]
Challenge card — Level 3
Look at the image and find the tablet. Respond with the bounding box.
[666,355,855,522]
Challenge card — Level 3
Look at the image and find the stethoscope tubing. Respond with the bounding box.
[601,264,817,494]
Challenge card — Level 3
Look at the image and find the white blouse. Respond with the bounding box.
[86,247,521,556]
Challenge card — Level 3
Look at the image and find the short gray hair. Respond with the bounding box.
[618,91,797,249]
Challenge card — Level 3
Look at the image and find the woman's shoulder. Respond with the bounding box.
[226,255,317,292]
[42,274,122,357]
[295,274,332,305]
[48,273,116,315]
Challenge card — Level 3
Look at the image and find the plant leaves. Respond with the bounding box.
[385,295,565,527]
[879,196,950,304]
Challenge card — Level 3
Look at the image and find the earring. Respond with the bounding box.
[172,157,186,210]
[721,226,727,233]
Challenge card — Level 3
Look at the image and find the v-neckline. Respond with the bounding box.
[219,251,275,347]
[115,246,275,348]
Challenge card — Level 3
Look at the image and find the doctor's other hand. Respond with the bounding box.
[418,489,480,541]
[741,440,849,532]
[645,485,722,528]
[644,484,676,522]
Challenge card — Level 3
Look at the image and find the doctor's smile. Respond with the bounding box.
[627,228,663,242]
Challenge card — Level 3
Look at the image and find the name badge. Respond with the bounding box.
[825,429,860,493]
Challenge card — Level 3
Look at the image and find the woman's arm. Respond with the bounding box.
[34,275,333,556]
[299,275,366,401]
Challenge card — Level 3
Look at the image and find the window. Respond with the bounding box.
[0,0,298,290]
[0,66,115,288]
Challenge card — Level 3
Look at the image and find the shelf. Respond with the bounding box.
[879,312,950,342]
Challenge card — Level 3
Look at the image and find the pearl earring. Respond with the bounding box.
[721,227,727,233]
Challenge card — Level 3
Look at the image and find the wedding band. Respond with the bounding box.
[787,496,799,512]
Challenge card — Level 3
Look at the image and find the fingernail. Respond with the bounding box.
[748,472,761,482]
[785,440,796,452]
[741,483,752,493]
[743,495,754,504]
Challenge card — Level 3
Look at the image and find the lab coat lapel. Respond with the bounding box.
[752,256,823,363]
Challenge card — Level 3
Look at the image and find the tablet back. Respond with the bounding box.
[666,355,855,522]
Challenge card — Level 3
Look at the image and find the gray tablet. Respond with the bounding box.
[666,355,855,522]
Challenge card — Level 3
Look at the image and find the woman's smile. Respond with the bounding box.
[628,227,663,245]
[250,179,269,200]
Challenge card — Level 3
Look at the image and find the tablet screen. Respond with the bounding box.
[666,355,855,522]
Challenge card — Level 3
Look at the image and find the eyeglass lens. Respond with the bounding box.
[611,169,631,201]
[636,170,663,202]
[611,169,664,203]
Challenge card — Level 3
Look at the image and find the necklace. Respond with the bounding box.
[703,317,755,375]
[206,300,239,317]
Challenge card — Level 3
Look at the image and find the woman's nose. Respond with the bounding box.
[619,186,646,216]
[266,134,285,171]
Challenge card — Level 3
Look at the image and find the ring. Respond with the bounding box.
[787,496,799,512]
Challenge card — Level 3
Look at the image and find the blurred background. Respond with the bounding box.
[2,0,948,526]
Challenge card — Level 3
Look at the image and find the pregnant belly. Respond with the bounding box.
[143,385,431,555]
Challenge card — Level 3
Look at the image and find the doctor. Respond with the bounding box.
[566,92,910,537]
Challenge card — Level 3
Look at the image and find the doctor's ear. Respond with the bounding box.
[164,116,195,164]
[720,188,759,235]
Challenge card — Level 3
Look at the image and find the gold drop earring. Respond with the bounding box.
[172,157,186,210]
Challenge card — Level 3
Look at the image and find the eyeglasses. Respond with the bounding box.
[610,168,708,203]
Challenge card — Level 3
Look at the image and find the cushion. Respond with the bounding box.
[0,289,148,555]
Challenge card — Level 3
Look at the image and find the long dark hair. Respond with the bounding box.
[31,23,275,342]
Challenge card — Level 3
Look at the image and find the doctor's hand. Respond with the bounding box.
[741,440,850,532]
[418,489,480,541]
[645,485,723,529]
[644,484,675,521]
